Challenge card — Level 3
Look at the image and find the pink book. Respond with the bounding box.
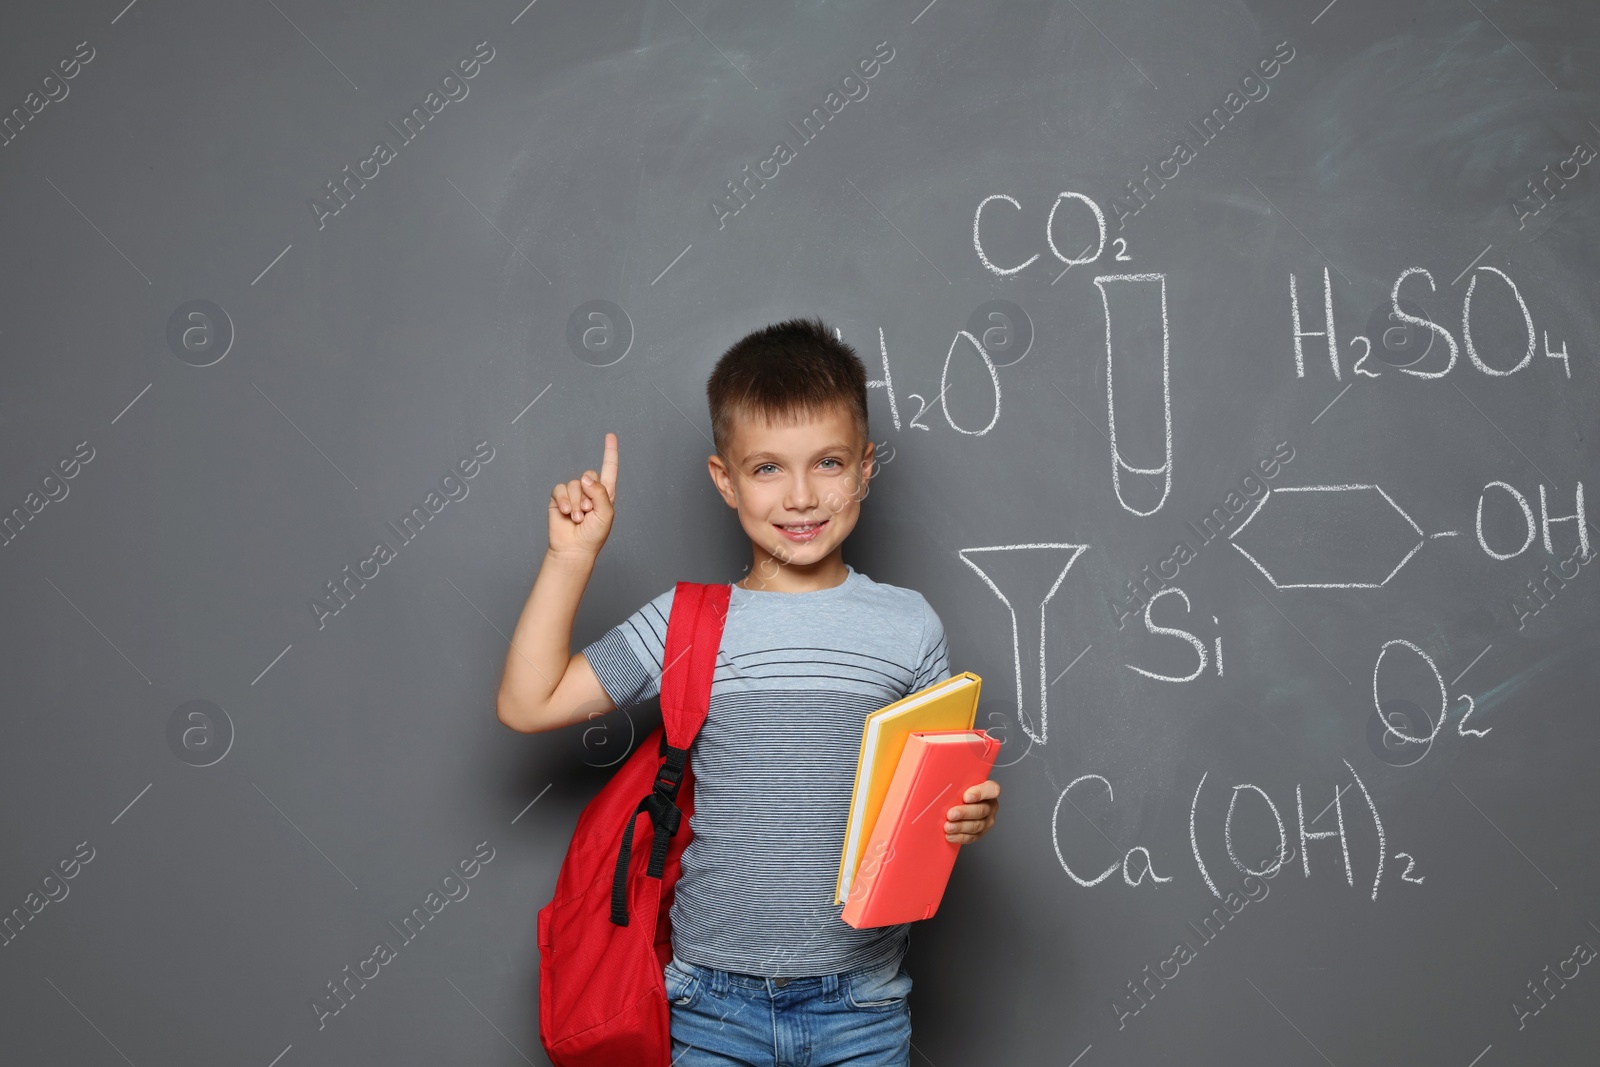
[841,729,1001,928]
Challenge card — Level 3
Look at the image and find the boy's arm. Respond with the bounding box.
[496,435,620,734]
[495,554,615,733]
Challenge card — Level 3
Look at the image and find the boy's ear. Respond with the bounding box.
[707,453,740,508]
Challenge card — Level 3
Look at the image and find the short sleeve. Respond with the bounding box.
[581,588,675,710]
[909,597,950,692]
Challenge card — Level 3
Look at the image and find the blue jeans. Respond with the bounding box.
[665,954,912,1067]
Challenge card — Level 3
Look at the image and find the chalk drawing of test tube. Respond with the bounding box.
[1094,273,1173,517]
[957,543,1089,746]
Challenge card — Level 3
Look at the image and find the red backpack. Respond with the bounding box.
[537,581,731,1067]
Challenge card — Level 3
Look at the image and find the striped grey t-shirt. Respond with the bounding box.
[582,565,950,978]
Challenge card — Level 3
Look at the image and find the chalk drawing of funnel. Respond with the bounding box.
[1095,273,1173,517]
[957,543,1089,746]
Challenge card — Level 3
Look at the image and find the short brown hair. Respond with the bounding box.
[706,316,869,456]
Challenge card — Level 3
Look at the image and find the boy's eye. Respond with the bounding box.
[749,458,844,474]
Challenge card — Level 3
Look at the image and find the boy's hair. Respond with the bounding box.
[706,316,869,457]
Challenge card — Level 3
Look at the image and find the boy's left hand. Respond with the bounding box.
[945,780,1000,844]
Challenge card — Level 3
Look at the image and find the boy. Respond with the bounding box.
[497,316,1001,1066]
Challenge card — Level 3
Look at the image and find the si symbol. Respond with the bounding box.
[1123,588,1222,683]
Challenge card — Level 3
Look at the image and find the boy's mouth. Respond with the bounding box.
[775,519,829,543]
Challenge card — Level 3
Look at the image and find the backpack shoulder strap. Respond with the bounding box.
[659,581,731,752]
[611,582,730,911]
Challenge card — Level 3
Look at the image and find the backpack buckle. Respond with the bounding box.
[653,762,684,798]
[655,740,689,800]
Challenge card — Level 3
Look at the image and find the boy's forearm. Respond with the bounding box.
[497,550,595,727]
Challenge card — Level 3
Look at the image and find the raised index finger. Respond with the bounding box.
[598,432,619,497]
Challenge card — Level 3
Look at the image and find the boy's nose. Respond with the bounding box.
[786,474,818,510]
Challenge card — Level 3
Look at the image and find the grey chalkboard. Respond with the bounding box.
[2,0,1597,1064]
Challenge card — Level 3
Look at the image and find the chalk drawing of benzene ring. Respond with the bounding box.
[1229,484,1427,589]
[957,543,1089,747]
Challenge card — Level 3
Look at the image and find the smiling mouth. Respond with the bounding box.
[775,519,829,543]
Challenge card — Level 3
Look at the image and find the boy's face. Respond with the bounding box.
[707,402,874,580]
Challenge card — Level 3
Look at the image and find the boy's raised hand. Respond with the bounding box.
[945,780,1001,845]
[548,433,618,561]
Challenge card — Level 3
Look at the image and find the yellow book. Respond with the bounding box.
[835,672,983,905]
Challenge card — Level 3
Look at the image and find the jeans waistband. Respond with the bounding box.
[674,954,900,995]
